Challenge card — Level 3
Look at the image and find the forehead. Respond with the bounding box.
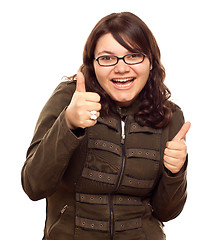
[94,33,132,56]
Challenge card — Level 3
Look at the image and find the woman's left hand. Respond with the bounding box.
[164,122,191,174]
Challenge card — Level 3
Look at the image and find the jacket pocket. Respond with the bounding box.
[47,204,69,239]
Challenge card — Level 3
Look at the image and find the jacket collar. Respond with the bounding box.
[113,97,141,118]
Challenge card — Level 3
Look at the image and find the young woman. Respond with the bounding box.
[22,12,190,240]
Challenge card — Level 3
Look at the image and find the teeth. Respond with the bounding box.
[117,82,132,87]
[113,78,134,82]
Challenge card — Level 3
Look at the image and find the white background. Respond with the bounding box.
[0,0,209,239]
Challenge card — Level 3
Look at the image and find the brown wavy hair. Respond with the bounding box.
[79,12,175,128]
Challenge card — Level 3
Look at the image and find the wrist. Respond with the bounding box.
[65,109,77,130]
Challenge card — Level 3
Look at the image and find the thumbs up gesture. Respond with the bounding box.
[65,72,101,129]
[163,122,191,174]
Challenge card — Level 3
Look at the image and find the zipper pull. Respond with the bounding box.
[60,204,69,214]
[121,120,125,144]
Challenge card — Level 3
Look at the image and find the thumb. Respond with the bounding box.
[173,121,191,141]
[76,71,86,92]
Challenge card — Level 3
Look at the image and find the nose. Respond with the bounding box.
[114,59,130,73]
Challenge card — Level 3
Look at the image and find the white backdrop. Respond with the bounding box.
[0,0,209,239]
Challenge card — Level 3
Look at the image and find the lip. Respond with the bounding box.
[111,77,136,90]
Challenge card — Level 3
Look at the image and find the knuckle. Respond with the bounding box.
[77,111,84,118]
[92,95,100,103]
[164,148,169,155]
[96,93,101,101]
[78,120,85,127]
[163,154,168,161]
[166,141,171,148]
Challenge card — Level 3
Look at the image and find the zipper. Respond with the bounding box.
[109,119,126,238]
[47,205,69,238]
[114,119,126,192]
[121,120,125,144]
[109,195,114,240]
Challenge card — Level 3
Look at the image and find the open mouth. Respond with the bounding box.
[111,78,135,88]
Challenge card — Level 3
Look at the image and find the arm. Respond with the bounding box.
[21,81,84,201]
[151,107,189,222]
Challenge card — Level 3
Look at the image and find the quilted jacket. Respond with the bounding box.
[21,80,187,240]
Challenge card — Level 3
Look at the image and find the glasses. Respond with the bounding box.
[95,52,147,67]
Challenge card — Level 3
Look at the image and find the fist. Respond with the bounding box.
[164,122,191,174]
[65,72,101,129]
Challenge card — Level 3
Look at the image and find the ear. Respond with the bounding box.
[150,63,153,70]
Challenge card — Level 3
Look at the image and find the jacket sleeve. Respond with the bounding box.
[21,81,84,201]
[151,106,188,222]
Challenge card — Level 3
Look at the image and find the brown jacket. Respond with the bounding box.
[21,80,187,240]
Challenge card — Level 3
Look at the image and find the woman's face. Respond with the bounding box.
[93,33,152,107]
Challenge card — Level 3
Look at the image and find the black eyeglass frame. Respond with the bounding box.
[94,52,147,67]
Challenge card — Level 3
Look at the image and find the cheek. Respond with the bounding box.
[93,64,101,80]
[94,65,110,86]
[136,65,151,82]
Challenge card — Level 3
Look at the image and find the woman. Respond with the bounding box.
[22,12,190,240]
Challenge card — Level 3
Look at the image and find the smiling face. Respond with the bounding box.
[93,33,152,107]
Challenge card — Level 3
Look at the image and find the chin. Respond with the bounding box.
[115,99,133,107]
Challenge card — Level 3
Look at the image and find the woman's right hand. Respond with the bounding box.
[65,72,101,129]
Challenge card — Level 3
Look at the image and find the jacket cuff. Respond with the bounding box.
[59,109,85,150]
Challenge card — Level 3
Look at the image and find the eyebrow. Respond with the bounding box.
[96,50,135,57]
[96,50,115,56]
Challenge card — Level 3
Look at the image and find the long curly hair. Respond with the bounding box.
[79,12,175,128]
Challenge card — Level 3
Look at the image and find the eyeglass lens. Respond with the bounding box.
[97,53,145,66]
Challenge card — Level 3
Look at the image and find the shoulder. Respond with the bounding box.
[52,77,76,95]
[37,77,77,119]
[46,77,76,105]
[171,104,184,122]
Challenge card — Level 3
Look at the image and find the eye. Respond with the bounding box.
[100,55,115,61]
[128,53,141,59]
[125,53,145,64]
